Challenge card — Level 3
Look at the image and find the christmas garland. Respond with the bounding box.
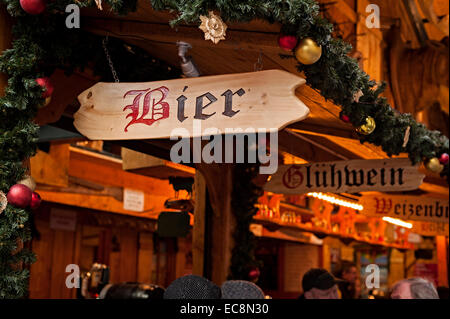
[230,164,263,280]
[0,0,177,298]
[0,0,449,298]
[150,0,449,174]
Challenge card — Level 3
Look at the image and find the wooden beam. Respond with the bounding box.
[121,147,195,179]
[278,129,347,162]
[31,143,70,188]
[83,17,282,54]
[37,182,124,202]
[321,0,358,23]
[287,121,356,140]
[436,236,449,287]
[68,146,176,197]
[196,163,235,285]
[418,182,449,198]
[402,0,429,46]
[192,170,206,277]
[38,189,165,219]
[117,139,174,162]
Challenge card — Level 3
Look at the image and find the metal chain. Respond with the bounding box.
[102,36,120,83]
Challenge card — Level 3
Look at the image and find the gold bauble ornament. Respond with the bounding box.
[294,38,322,65]
[18,175,36,191]
[199,11,227,44]
[95,0,103,10]
[425,157,444,174]
[356,116,376,135]
[0,191,7,214]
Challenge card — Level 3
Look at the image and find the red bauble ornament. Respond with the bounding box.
[20,0,46,15]
[340,114,350,123]
[278,35,298,51]
[36,77,54,98]
[248,268,260,280]
[7,184,32,208]
[439,153,449,165]
[30,192,42,210]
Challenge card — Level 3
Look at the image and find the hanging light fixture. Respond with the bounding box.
[177,41,200,77]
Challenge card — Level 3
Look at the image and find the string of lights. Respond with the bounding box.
[306,192,364,211]
[382,217,413,229]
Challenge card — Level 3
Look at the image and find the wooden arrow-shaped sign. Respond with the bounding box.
[411,221,449,236]
[74,70,309,140]
[360,194,449,223]
[264,158,425,194]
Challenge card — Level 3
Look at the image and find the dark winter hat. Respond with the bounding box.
[164,275,221,299]
[302,268,345,292]
[221,280,265,299]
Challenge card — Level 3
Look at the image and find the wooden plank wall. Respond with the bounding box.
[117,228,139,282]
[137,233,154,283]
[28,203,189,298]
[283,243,320,293]
[29,215,80,299]
[29,219,55,298]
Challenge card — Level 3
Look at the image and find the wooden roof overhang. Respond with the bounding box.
[36,0,448,201]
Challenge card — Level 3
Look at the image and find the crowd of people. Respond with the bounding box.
[299,267,444,299]
[96,265,447,299]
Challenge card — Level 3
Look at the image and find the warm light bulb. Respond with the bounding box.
[382,216,412,229]
[306,192,363,211]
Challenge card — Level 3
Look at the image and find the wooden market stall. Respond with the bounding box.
[0,0,448,299]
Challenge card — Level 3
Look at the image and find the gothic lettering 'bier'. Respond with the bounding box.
[265,158,425,194]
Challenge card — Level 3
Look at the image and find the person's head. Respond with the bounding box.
[221,280,265,299]
[437,286,449,299]
[302,268,341,299]
[390,278,439,299]
[164,275,221,299]
[339,262,358,284]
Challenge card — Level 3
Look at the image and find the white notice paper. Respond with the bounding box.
[50,208,77,231]
[123,188,145,212]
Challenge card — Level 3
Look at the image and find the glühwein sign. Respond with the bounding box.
[264,158,424,194]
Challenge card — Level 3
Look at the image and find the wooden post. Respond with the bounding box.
[192,170,206,277]
[196,163,235,285]
[436,235,449,287]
